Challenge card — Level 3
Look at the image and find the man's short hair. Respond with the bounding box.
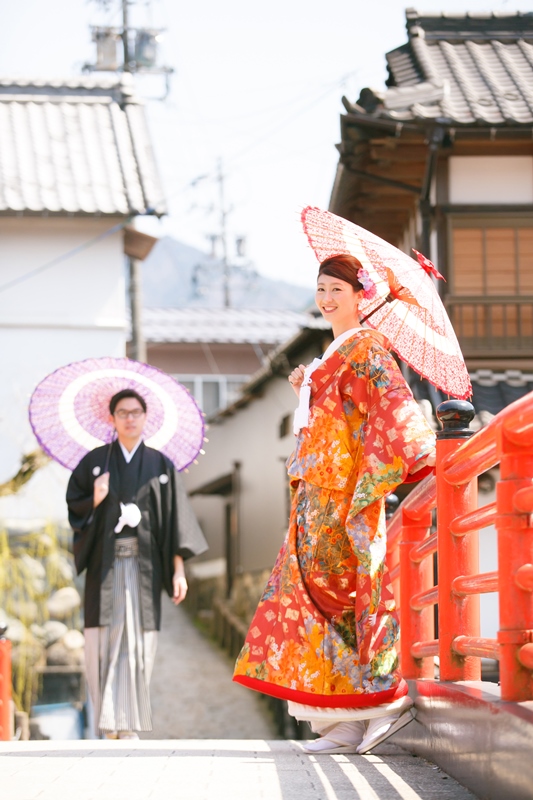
[109,389,147,415]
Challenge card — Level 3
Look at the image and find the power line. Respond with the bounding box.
[0,169,216,296]
[159,71,354,206]
[225,79,347,168]
[0,219,132,295]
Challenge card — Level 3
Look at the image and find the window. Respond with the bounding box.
[452,223,533,296]
[448,216,533,354]
[173,375,249,416]
[202,380,221,416]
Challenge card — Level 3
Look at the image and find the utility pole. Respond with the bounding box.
[123,0,144,362]
[218,158,231,309]
[129,255,146,362]
[122,0,131,71]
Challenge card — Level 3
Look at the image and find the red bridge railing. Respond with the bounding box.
[0,628,11,740]
[387,392,533,702]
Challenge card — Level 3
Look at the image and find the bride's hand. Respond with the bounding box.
[288,365,306,397]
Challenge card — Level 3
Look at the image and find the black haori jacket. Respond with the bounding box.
[66,441,208,630]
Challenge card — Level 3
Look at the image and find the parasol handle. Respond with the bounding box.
[360,293,394,324]
[103,438,115,474]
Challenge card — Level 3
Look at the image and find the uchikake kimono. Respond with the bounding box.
[67,441,208,630]
[233,329,436,709]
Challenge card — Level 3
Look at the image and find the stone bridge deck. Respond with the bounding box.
[1,738,477,800]
[1,601,477,799]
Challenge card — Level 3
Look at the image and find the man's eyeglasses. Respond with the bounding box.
[114,409,145,419]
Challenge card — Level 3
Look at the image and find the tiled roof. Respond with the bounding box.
[142,308,323,345]
[352,10,533,126]
[0,75,165,216]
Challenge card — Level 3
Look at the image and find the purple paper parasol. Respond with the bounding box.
[29,357,205,472]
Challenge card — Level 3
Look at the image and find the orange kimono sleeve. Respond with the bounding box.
[347,343,436,517]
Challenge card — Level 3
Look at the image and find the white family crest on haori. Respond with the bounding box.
[29,357,205,471]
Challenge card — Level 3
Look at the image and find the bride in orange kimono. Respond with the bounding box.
[233,254,436,754]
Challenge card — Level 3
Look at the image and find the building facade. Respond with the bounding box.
[0,75,164,523]
[329,10,533,409]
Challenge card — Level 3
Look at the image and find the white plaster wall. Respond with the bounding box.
[477,483,499,640]
[449,156,533,204]
[184,341,324,572]
[185,374,296,572]
[0,217,127,523]
[479,525,498,640]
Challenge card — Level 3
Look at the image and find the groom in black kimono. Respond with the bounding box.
[67,388,208,738]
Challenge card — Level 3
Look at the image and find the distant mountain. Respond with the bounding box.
[141,236,313,311]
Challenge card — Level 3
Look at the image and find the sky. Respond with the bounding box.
[0,0,530,287]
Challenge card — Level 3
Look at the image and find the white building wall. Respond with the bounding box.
[184,354,320,573]
[0,217,127,523]
[449,156,533,204]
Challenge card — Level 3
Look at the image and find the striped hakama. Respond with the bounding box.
[85,537,157,735]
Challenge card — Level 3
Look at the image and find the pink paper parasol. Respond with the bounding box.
[29,357,205,471]
[301,206,472,400]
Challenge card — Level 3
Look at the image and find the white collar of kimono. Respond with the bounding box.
[119,438,142,464]
[293,327,362,435]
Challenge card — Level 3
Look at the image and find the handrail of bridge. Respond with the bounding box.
[386,391,533,702]
[0,626,11,740]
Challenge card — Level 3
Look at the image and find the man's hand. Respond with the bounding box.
[172,555,188,605]
[94,472,110,507]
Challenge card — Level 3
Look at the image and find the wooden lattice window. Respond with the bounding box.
[452,224,533,296]
[448,217,533,352]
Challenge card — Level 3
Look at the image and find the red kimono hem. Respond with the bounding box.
[233,675,409,708]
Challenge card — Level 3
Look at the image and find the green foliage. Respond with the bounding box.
[0,526,79,713]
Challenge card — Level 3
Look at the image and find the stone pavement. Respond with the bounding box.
[1,598,479,798]
[0,739,478,800]
[140,596,278,739]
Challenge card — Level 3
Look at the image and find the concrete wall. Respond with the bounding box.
[394,679,533,800]
[0,216,127,523]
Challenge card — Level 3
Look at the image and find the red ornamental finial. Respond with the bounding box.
[412,249,446,281]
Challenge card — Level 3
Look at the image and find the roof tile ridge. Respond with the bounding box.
[516,39,533,74]
[9,102,32,211]
[437,40,481,122]
[407,102,440,120]
[491,40,533,119]
[47,100,80,213]
[124,103,164,215]
[464,39,515,123]
[108,102,140,214]
[410,35,443,86]
[77,98,109,214]
[0,94,114,104]
[27,100,49,213]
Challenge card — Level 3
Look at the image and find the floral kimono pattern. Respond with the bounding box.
[233,330,436,708]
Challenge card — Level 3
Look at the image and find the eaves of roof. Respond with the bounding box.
[329,11,533,242]
[351,11,533,127]
[0,75,166,217]
[142,308,315,345]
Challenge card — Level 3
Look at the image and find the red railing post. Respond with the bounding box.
[496,424,533,701]
[0,623,11,741]
[399,507,434,678]
[436,400,481,682]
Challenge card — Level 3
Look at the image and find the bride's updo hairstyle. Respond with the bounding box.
[318,254,365,293]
